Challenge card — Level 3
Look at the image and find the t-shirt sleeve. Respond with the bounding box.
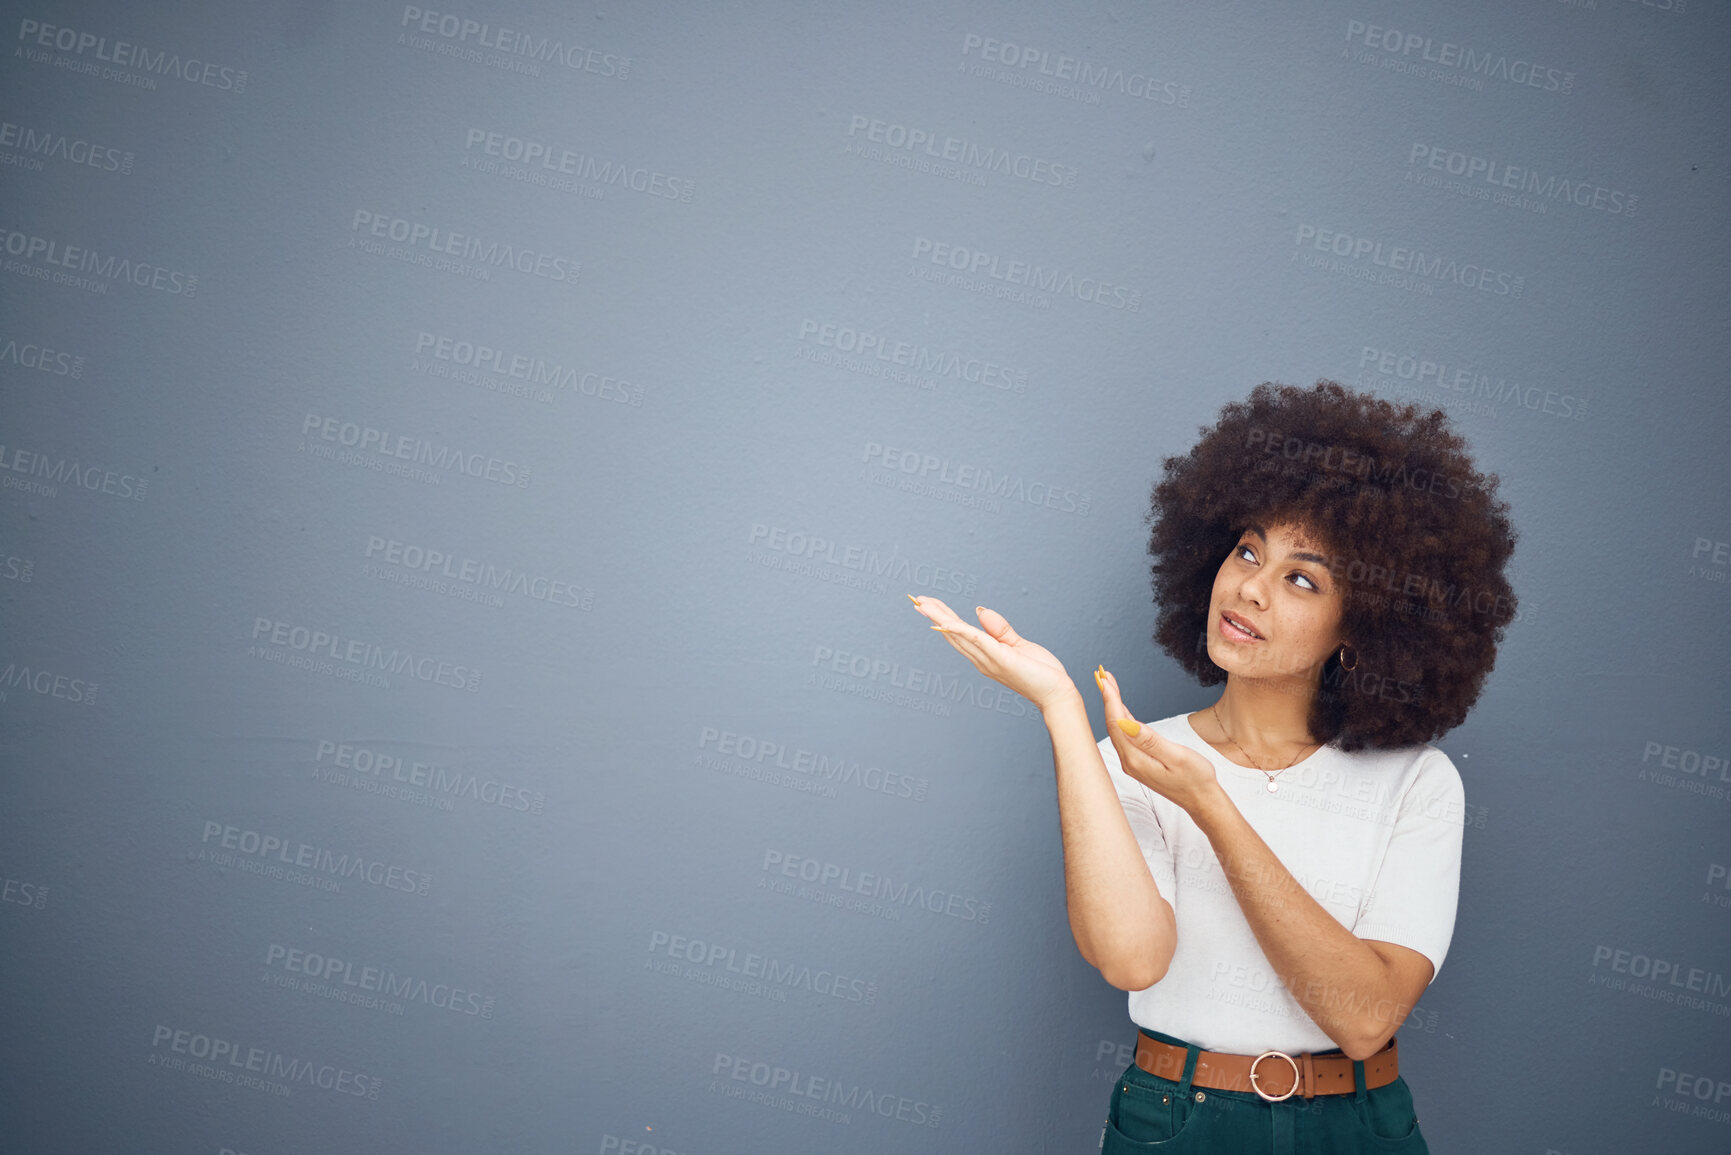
[1098,735,1178,901]
[1353,748,1466,982]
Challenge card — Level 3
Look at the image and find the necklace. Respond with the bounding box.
[1210,704,1320,793]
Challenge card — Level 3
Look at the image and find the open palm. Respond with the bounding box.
[910,596,1077,711]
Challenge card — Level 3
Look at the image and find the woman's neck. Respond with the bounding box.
[1201,680,1320,762]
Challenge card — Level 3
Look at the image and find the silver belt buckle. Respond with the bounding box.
[1248,1049,1301,1102]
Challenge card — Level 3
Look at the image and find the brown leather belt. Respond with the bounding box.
[1135,1030,1399,1102]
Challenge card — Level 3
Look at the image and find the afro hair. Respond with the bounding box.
[1146,379,1519,751]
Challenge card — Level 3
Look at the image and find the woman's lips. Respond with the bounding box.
[1220,611,1264,643]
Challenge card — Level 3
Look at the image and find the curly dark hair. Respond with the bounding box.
[1146,380,1518,751]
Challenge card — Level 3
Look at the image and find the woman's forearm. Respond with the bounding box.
[1188,786,1410,1059]
[1041,691,1176,990]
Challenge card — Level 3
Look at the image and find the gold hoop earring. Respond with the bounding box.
[1338,645,1357,671]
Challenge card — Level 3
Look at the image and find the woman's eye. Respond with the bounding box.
[1239,544,1318,591]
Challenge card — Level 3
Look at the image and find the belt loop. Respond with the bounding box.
[1300,1051,1316,1100]
[1177,1040,1200,1101]
[1353,1058,1367,1104]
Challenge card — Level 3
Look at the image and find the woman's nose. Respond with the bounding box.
[1236,572,1271,605]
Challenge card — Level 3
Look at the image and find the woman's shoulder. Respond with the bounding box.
[1331,739,1465,804]
[1326,732,1454,766]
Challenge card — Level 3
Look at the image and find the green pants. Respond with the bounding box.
[1100,1027,1430,1154]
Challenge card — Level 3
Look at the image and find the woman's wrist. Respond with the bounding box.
[1036,683,1087,722]
[1039,690,1095,770]
[1184,777,1235,825]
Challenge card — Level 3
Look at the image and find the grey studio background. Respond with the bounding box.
[1,1,1728,1153]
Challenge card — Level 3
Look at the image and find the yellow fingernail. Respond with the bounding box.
[1114,718,1141,737]
[908,594,920,604]
[931,625,951,633]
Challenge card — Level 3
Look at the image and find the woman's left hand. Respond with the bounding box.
[1095,666,1223,816]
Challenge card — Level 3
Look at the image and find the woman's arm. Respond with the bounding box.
[1096,678,1435,1059]
[1187,788,1435,1060]
[907,597,1175,991]
[1041,690,1178,991]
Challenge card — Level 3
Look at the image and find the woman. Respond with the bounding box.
[911,380,1516,1152]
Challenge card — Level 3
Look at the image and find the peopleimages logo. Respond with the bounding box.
[200,820,433,896]
[1294,224,1524,297]
[0,226,196,295]
[750,521,977,598]
[302,413,532,489]
[862,439,1090,516]
[1590,945,1731,1006]
[810,640,1033,720]
[1654,1065,1731,1127]
[149,1024,380,1099]
[15,19,249,92]
[698,724,930,802]
[315,738,546,815]
[795,320,1027,393]
[1637,737,1730,802]
[846,115,1077,187]
[264,943,495,1017]
[398,6,630,77]
[0,659,98,705]
[0,334,85,378]
[649,930,878,1005]
[1,872,48,909]
[761,848,991,923]
[910,236,1140,310]
[363,535,592,611]
[1407,144,1636,217]
[1343,20,1574,94]
[413,331,643,406]
[463,129,692,201]
[0,119,133,174]
[959,33,1191,107]
[1357,346,1587,421]
[0,442,147,501]
[250,616,482,693]
[710,1050,942,1128]
[349,211,579,285]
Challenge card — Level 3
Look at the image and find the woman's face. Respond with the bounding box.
[1205,519,1347,687]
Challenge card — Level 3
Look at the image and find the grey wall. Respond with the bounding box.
[3,2,1729,1152]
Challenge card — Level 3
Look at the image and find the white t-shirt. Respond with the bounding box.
[1100,711,1465,1055]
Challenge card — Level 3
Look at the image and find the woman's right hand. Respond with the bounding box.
[910,596,1080,713]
